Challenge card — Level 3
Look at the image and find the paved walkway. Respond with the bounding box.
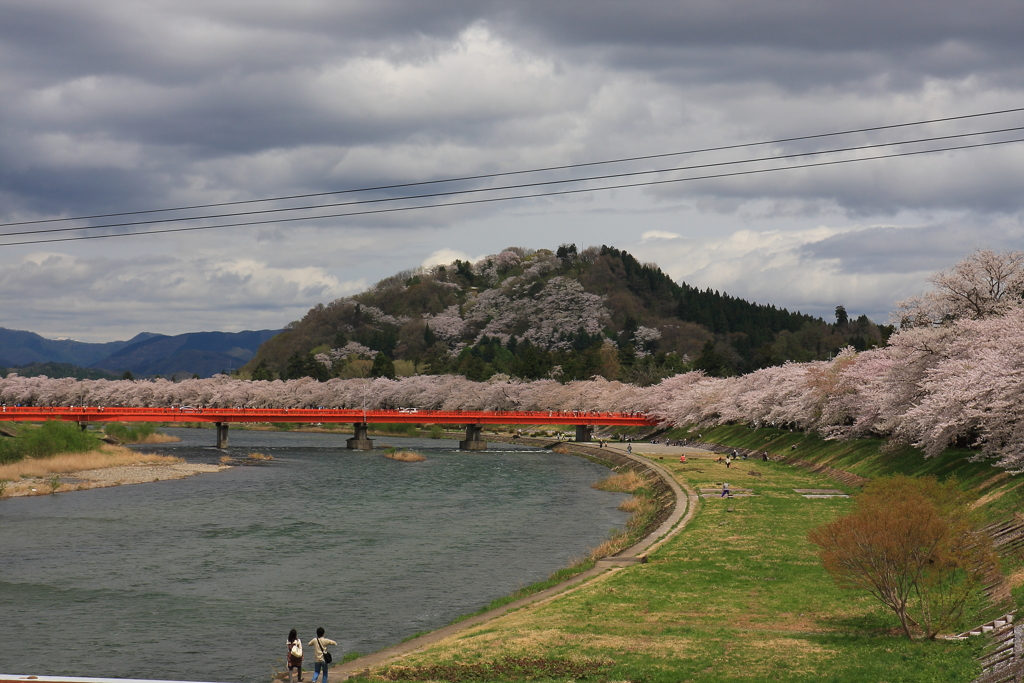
[331,443,702,680]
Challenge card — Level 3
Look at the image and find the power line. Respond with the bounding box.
[2,105,1024,229]
[3,124,1023,239]
[3,136,1021,248]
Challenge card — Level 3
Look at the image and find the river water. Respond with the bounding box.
[0,427,628,682]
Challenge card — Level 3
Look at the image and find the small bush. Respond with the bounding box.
[428,424,445,439]
[0,421,102,464]
[104,422,158,443]
[384,449,426,462]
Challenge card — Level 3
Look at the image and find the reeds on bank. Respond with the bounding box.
[0,444,181,485]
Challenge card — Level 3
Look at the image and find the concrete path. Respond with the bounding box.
[331,443,702,680]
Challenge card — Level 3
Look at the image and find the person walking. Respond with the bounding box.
[721,482,730,498]
[286,629,303,682]
[309,627,337,683]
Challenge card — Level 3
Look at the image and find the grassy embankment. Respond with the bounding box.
[665,424,1024,612]
[362,429,1024,683]
[0,421,180,497]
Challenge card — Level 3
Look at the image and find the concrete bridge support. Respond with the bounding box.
[575,424,593,442]
[460,423,487,451]
[347,422,374,450]
[215,422,229,449]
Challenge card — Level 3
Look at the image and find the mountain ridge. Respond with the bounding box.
[0,327,281,379]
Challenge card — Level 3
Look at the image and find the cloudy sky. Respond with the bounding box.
[1,1,1023,342]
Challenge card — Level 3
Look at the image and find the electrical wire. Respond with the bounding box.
[2,124,1023,239]
[2,135,1021,247]
[2,105,1023,229]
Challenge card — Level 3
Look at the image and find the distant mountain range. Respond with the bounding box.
[0,327,281,379]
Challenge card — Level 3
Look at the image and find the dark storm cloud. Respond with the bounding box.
[799,223,1024,274]
[3,0,1023,219]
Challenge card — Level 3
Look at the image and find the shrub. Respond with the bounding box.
[104,422,158,443]
[808,475,997,639]
[0,421,102,464]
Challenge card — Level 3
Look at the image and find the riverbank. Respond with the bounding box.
[328,440,695,680]
[328,438,999,682]
[0,444,226,498]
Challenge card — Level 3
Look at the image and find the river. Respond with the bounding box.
[0,427,628,682]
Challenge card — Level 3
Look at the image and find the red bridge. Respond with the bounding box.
[0,406,658,450]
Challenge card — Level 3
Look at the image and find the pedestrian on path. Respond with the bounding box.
[721,482,730,498]
[287,629,303,683]
[309,627,337,683]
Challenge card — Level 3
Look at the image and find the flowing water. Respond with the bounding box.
[0,427,628,682]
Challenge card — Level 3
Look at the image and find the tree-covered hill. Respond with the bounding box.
[244,245,892,384]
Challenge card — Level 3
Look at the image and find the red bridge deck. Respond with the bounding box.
[0,406,658,427]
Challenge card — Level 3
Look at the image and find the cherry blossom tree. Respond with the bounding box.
[893,249,1024,326]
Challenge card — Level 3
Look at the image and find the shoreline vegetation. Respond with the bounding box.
[384,449,427,462]
[330,428,1022,683]
[0,421,214,499]
[0,443,223,498]
[103,421,181,444]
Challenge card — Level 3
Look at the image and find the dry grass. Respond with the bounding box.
[384,450,427,462]
[134,433,181,444]
[588,531,630,560]
[592,469,647,493]
[0,445,189,497]
[247,452,273,460]
[0,444,179,481]
[617,495,658,526]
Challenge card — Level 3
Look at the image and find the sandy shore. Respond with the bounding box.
[2,461,228,498]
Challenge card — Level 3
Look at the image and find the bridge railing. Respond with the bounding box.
[0,406,658,426]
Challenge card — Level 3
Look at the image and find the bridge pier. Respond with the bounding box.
[575,424,593,442]
[459,423,487,451]
[215,422,229,449]
[347,422,374,450]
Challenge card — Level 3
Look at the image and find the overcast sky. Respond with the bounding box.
[1,1,1023,342]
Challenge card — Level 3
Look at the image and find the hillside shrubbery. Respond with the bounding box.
[243,245,887,384]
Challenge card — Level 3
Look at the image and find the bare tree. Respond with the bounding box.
[808,476,997,640]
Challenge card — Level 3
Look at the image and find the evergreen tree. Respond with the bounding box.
[251,359,274,381]
[370,351,396,379]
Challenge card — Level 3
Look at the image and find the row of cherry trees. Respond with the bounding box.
[2,251,1020,470]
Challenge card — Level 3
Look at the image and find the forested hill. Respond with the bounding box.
[244,245,891,384]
